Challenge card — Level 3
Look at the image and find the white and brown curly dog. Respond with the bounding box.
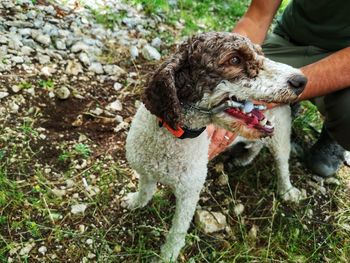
[124,32,307,261]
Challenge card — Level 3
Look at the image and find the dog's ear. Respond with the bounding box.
[142,44,189,129]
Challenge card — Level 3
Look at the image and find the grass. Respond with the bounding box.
[1,0,349,262]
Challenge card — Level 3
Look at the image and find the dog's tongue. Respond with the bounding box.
[225,108,264,127]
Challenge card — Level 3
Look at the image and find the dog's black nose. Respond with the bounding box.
[288,75,307,96]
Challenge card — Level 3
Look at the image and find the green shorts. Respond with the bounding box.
[262,33,350,150]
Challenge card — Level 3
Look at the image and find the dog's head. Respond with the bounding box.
[143,32,307,138]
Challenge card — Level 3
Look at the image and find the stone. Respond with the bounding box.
[115,121,129,132]
[113,82,123,91]
[324,177,341,186]
[40,66,56,76]
[38,246,47,255]
[215,173,228,186]
[34,34,51,46]
[103,65,125,76]
[195,210,227,234]
[142,44,161,60]
[9,102,19,113]
[248,225,258,240]
[21,46,34,56]
[11,85,20,93]
[0,36,8,44]
[56,87,71,100]
[11,56,24,64]
[66,179,74,188]
[79,52,90,66]
[151,37,162,49]
[233,203,245,216]
[0,92,9,99]
[18,28,32,36]
[130,45,139,59]
[19,242,35,256]
[37,54,51,65]
[71,41,90,53]
[66,61,83,75]
[55,39,66,50]
[90,107,103,116]
[52,188,66,197]
[71,204,87,214]
[106,100,122,112]
[88,62,104,74]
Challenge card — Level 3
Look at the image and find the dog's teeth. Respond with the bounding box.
[260,118,267,126]
[243,101,254,113]
[265,124,274,129]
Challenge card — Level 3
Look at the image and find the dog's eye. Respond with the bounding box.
[230,56,241,65]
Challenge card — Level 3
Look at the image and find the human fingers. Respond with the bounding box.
[208,128,237,160]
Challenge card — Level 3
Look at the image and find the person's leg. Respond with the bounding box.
[262,33,347,177]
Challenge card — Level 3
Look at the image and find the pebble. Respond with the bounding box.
[38,246,47,255]
[0,91,9,99]
[195,210,227,234]
[248,225,258,240]
[115,121,129,132]
[142,44,161,60]
[130,45,139,59]
[103,65,125,76]
[11,85,21,93]
[66,61,83,75]
[233,203,245,216]
[71,203,87,214]
[19,242,35,256]
[38,54,51,65]
[215,173,228,186]
[35,34,52,46]
[79,52,91,66]
[12,56,24,64]
[106,100,123,112]
[21,46,34,56]
[88,62,104,74]
[324,177,340,186]
[9,102,19,113]
[151,37,162,49]
[52,188,67,197]
[55,39,67,50]
[71,41,90,53]
[113,82,123,91]
[56,86,71,99]
[90,107,104,116]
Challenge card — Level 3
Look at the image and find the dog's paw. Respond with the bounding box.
[280,187,302,203]
[121,192,140,210]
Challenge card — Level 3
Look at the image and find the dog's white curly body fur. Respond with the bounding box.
[125,104,209,260]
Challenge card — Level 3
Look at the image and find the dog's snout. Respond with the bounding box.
[288,75,307,96]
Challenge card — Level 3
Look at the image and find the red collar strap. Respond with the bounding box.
[158,118,206,139]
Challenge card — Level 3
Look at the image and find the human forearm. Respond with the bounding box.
[233,0,282,44]
[298,47,350,100]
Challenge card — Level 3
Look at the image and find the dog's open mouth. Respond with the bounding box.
[223,97,274,135]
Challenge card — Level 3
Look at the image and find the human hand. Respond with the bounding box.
[207,125,237,160]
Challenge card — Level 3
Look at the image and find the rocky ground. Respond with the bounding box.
[0,0,350,262]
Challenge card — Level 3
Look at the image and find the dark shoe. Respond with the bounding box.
[305,126,345,177]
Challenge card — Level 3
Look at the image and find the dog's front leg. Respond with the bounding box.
[267,107,302,203]
[160,180,204,262]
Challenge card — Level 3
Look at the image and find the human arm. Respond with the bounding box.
[233,0,282,44]
[298,46,350,100]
